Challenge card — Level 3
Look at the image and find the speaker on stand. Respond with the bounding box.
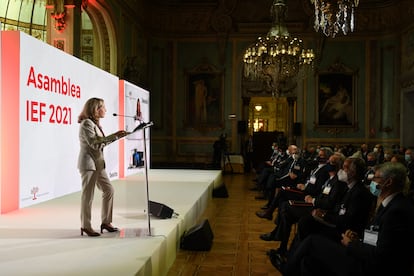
[149,200,175,219]
[180,219,214,251]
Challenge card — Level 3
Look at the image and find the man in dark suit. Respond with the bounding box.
[283,161,414,276]
[253,143,287,195]
[292,157,375,244]
[257,147,333,221]
[256,144,304,202]
[262,152,347,259]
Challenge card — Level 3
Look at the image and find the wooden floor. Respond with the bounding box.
[167,170,285,276]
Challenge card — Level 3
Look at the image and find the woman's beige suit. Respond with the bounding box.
[77,118,114,230]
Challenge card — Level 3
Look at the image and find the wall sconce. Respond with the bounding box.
[47,0,74,33]
[255,105,263,112]
[51,11,66,32]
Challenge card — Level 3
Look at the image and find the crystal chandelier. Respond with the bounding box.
[310,0,359,38]
[243,0,314,97]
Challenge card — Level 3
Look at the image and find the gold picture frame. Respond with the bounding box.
[315,60,359,132]
[185,63,224,130]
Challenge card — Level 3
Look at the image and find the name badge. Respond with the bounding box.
[339,204,346,215]
[322,186,331,195]
[309,176,316,184]
[363,229,378,246]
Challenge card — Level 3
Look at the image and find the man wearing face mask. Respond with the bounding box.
[373,144,385,164]
[282,162,414,276]
[405,148,414,192]
[252,142,286,192]
[362,152,377,187]
[256,146,329,220]
[265,152,348,266]
[369,175,381,198]
[256,145,306,217]
[282,158,374,255]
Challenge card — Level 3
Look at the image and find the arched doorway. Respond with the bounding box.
[80,1,117,74]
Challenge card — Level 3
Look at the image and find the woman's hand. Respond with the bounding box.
[116,130,127,137]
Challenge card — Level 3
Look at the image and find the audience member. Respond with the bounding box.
[269,157,374,271]
[263,152,347,261]
[358,143,370,162]
[283,162,414,276]
[383,148,392,162]
[362,152,377,186]
[373,143,385,164]
[255,147,331,220]
[254,141,281,176]
[252,142,286,192]
[257,145,306,204]
[405,148,414,191]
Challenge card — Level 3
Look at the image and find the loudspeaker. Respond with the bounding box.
[237,120,247,134]
[180,219,214,251]
[149,200,174,219]
[293,122,302,136]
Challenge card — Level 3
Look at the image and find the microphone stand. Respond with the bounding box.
[140,122,153,236]
[115,113,154,237]
[129,121,154,236]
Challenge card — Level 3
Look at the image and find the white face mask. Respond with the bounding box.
[337,169,348,183]
[286,149,290,156]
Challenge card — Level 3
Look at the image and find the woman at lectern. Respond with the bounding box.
[77,97,126,237]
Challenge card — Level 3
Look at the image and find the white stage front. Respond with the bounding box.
[0,169,222,276]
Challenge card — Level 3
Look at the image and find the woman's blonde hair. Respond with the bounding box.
[78,97,104,123]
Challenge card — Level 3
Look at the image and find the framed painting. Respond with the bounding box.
[185,63,224,130]
[315,60,358,131]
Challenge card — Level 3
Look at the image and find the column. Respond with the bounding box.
[287,96,296,145]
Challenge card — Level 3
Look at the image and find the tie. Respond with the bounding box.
[321,178,331,189]
[376,202,384,214]
[371,202,385,226]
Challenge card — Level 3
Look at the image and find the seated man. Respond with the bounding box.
[256,147,333,220]
[253,141,282,177]
[257,144,306,204]
[255,144,302,201]
[252,143,287,193]
[271,157,374,273]
[283,162,414,276]
[261,152,347,261]
[291,157,375,246]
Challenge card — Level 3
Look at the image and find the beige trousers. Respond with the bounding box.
[80,169,114,230]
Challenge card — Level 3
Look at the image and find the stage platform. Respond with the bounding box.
[0,169,223,276]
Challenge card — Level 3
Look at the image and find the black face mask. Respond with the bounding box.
[367,160,376,167]
[317,157,327,164]
[325,163,335,172]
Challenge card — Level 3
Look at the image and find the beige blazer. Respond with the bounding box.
[77,118,106,171]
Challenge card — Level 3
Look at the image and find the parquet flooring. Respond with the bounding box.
[167,171,285,276]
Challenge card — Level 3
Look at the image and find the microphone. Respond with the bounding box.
[113,113,139,120]
[133,121,154,132]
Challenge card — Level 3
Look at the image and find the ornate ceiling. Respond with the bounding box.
[132,0,413,38]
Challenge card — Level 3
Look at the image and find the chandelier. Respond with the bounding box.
[310,0,359,38]
[243,0,314,97]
